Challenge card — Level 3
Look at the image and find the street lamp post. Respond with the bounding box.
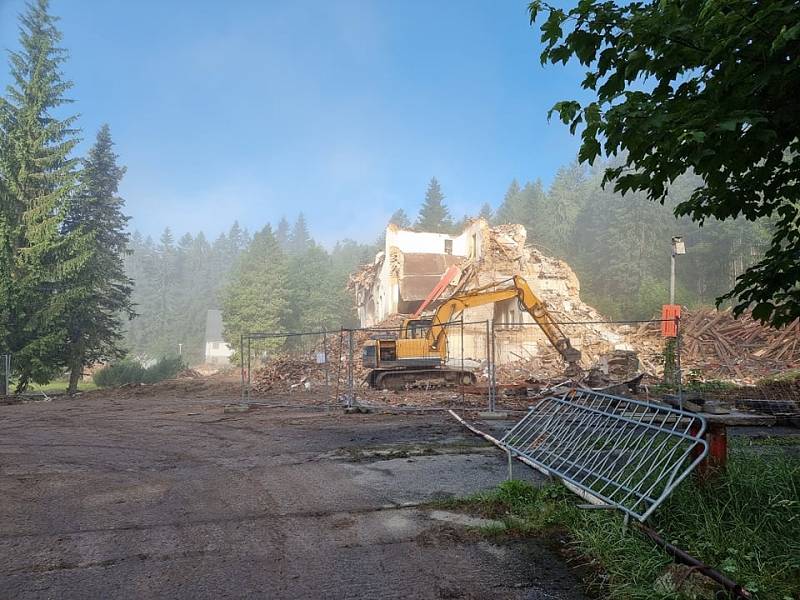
[670,236,685,304]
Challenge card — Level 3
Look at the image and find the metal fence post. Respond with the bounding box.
[460,315,465,405]
[240,334,245,402]
[491,320,497,412]
[676,315,682,410]
[247,336,252,401]
[323,330,330,389]
[347,329,355,407]
[486,320,496,412]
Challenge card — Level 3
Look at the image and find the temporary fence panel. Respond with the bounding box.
[239,319,495,408]
[241,330,333,401]
[500,388,708,522]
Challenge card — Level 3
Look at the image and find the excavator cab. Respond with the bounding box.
[402,318,433,339]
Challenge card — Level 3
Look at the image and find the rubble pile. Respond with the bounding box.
[251,355,327,393]
[629,308,800,383]
[250,315,408,394]
[348,219,800,386]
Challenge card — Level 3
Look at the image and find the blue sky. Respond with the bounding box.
[0,0,589,246]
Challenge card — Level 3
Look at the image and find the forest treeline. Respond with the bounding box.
[125,218,375,364]
[125,168,770,363]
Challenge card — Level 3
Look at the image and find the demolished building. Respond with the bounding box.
[349,219,628,375]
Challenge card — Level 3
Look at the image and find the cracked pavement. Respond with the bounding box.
[0,393,588,599]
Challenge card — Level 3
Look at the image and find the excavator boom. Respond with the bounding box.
[363,274,581,389]
[427,275,581,369]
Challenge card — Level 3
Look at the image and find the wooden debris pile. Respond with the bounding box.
[629,308,800,382]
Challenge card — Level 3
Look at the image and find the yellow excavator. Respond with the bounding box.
[363,275,582,389]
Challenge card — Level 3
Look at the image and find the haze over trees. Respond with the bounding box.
[125,160,775,361]
[529,0,799,327]
[490,162,772,320]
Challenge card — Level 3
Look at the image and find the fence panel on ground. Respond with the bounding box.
[500,387,709,522]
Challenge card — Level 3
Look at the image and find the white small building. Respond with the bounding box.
[204,309,234,365]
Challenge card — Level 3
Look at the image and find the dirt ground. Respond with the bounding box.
[0,387,588,600]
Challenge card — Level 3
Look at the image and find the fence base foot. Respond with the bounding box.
[478,411,509,419]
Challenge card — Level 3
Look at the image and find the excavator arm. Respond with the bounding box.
[426,275,581,371]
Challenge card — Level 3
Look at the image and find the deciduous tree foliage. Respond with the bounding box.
[530,0,800,327]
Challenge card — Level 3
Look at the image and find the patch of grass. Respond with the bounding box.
[93,356,185,388]
[732,436,800,448]
[28,379,98,393]
[657,453,800,599]
[452,453,800,600]
[758,369,800,384]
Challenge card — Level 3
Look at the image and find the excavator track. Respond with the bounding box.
[368,368,477,390]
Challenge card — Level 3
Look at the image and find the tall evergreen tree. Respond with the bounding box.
[388,209,411,229]
[415,177,453,233]
[478,203,494,223]
[288,213,312,255]
[494,180,522,225]
[535,163,589,256]
[0,0,80,390]
[222,225,289,354]
[275,217,290,251]
[61,125,134,393]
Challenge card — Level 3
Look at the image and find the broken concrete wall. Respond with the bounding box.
[352,221,488,326]
[350,219,626,369]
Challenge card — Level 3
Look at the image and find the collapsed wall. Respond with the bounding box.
[348,219,628,376]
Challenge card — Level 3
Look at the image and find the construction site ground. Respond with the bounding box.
[0,382,590,600]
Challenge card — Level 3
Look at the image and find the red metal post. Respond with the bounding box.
[690,421,728,481]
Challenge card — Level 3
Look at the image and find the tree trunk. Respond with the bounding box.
[67,359,82,395]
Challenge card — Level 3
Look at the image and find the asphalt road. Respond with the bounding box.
[0,393,587,599]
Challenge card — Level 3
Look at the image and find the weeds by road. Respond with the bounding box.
[439,444,800,600]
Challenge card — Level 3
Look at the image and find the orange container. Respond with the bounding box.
[661,304,681,337]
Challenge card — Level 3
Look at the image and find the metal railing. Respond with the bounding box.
[500,387,708,522]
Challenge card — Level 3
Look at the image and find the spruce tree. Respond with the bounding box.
[494,180,522,225]
[478,203,494,223]
[415,177,453,233]
[275,217,290,252]
[388,209,411,229]
[538,162,589,257]
[221,225,289,355]
[288,213,312,255]
[0,0,80,390]
[61,125,134,393]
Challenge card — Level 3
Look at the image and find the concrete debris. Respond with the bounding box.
[252,355,327,393]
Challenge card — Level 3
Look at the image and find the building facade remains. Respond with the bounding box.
[349,219,628,372]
